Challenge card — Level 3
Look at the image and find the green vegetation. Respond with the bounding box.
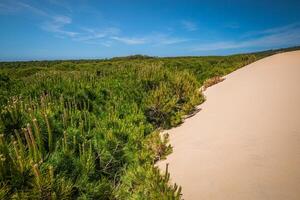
[0,47,298,199]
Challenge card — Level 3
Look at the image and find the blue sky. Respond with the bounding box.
[0,0,300,60]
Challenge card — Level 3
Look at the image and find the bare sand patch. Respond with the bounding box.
[158,51,300,200]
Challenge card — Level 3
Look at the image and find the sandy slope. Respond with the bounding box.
[158,51,300,200]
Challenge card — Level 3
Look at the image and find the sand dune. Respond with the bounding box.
[158,51,300,199]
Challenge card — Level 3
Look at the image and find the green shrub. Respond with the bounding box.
[0,51,273,199]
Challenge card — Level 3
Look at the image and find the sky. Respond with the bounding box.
[0,0,300,61]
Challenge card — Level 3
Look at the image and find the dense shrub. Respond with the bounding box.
[0,49,287,199]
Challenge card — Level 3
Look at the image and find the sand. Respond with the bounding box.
[158,51,300,200]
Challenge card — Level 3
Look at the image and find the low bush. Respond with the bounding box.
[0,49,284,199]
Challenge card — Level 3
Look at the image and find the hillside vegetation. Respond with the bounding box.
[0,48,297,199]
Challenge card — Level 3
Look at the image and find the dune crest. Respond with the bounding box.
[158,51,300,200]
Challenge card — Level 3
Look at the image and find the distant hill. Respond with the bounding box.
[0,45,300,65]
[109,54,156,61]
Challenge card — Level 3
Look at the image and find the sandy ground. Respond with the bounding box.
[158,51,300,200]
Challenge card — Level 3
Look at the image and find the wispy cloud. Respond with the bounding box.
[242,22,300,38]
[0,0,48,16]
[159,37,187,45]
[193,23,300,51]
[0,2,19,13]
[181,20,198,31]
[0,1,76,37]
[76,27,120,41]
[42,15,78,37]
[110,36,147,45]
[0,1,189,47]
[16,1,49,16]
[154,33,188,45]
[110,33,188,46]
[101,41,113,47]
[47,0,73,12]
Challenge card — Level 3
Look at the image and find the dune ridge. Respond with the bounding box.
[159,51,300,200]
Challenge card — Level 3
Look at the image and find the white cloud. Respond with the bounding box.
[0,1,188,47]
[109,33,188,46]
[242,22,300,38]
[110,36,147,45]
[47,0,73,12]
[193,23,300,51]
[0,2,21,13]
[181,20,198,31]
[0,1,77,37]
[16,1,49,17]
[150,33,188,45]
[0,0,48,16]
[101,41,113,47]
[42,15,78,37]
[159,37,187,45]
[75,27,120,41]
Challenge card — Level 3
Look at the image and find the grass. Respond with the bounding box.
[0,46,299,199]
